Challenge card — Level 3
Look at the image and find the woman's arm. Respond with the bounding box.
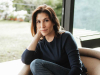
[21,31,42,64]
[27,31,42,51]
[64,32,82,75]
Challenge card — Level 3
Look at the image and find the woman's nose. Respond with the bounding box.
[41,22,45,28]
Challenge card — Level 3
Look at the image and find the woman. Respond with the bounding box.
[21,4,85,75]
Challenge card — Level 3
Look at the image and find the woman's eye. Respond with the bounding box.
[45,20,49,22]
[37,21,40,23]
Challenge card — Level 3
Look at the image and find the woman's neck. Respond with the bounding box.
[45,31,55,42]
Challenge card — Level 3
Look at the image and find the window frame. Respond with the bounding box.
[61,0,75,34]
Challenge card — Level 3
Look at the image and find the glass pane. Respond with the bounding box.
[73,0,100,48]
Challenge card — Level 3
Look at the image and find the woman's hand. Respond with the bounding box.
[36,29,43,39]
[27,30,43,51]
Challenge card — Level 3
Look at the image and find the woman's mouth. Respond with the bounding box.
[41,29,47,32]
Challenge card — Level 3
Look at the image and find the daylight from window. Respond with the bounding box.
[73,0,100,48]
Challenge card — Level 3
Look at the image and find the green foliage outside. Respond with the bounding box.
[13,0,62,24]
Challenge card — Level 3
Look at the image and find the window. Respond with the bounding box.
[73,0,100,48]
[62,0,100,48]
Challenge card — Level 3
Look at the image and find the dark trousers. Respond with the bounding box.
[30,59,70,75]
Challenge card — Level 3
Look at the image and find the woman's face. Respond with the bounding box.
[36,12,55,37]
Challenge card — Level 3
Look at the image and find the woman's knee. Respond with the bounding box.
[30,59,42,72]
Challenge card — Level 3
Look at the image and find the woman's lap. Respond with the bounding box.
[30,59,70,75]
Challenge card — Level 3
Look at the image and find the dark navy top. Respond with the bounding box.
[21,31,82,75]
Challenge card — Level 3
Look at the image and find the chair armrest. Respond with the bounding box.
[80,56,100,75]
[79,48,100,59]
[18,64,32,75]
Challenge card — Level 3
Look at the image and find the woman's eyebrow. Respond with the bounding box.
[44,17,49,20]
